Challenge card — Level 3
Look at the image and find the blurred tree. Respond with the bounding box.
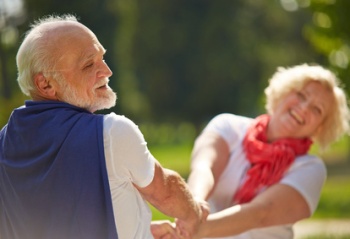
[0,0,26,126]
[300,0,350,156]
[1,0,327,131]
[13,0,120,111]
[302,0,350,93]
[0,0,24,99]
[115,0,322,126]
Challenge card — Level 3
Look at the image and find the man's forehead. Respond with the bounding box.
[54,33,105,70]
[78,43,106,61]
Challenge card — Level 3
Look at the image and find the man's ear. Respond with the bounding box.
[34,73,57,99]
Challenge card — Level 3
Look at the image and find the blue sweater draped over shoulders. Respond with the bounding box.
[0,101,118,239]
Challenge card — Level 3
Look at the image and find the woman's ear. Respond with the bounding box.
[34,73,57,99]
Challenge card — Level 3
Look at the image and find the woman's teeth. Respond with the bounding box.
[290,109,305,125]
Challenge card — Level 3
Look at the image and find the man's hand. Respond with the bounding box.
[175,199,210,239]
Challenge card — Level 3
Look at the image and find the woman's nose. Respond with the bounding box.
[299,101,311,116]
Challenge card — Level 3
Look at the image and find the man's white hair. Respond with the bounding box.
[16,14,78,96]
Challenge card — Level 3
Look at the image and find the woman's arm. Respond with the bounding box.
[187,131,230,201]
[194,183,310,238]
[151,220,179,239]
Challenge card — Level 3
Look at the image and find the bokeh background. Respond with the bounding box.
[1,0,349,238]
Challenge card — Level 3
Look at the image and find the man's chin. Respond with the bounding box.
[93,96,117,112]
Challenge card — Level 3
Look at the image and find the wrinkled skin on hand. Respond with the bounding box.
[151,199,210,239]
[175,199,210,239]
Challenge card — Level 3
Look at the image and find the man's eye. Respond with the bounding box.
[84,63,94,69]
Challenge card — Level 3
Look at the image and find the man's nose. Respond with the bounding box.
[98,61,113,78]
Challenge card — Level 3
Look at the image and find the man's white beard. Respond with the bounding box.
[59,79,117,113]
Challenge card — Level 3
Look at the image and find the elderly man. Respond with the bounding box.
[0,14,207,239]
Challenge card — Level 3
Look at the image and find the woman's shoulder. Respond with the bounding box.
[285,154,327,188]
[294,154,326,169]
[208,113,253,128]
[203,113,254,146]
[212,113,252,121]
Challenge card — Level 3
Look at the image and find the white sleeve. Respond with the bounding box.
[202,113,252,151]
[103,113,155,188]
[280,155,327,214]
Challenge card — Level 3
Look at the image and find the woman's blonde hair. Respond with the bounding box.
[265,63,350,149]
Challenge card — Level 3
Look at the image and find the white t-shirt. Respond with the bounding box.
[202,113,327,239]
[103,113,156,239]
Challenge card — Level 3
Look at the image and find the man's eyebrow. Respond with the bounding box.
[80,47,106,64]
[98,45,107,55]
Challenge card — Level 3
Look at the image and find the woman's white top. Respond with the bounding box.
[202,113,327,239]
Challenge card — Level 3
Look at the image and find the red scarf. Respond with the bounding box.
[233,114,312,204]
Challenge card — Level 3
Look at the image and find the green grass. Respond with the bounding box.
[312,175,350,219]
[302,236,350,239]
[149,143,193,177]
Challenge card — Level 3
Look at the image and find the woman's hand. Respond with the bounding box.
[151,220,181,239]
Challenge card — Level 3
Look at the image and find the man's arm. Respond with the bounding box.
[135,160,208,238]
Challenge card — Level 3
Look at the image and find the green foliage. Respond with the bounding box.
[113,0,321,123]
[304,0,350,93]
[310,136,349,162]
[0,93,29,128]
[140,121,198,146]
[2,0,331,127]
[312,176,350,219]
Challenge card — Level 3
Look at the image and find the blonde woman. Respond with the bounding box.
[185,64,350,239]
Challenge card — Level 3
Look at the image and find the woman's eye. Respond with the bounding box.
[313,107,322,115]
[297,92,306,100]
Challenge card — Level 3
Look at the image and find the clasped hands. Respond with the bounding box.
[151,199,209,239]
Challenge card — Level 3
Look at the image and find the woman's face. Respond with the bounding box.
[267,81,334,141]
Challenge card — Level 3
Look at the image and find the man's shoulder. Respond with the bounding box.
[103,113,132,125]
[103,113,140,134]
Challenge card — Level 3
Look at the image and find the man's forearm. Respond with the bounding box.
[150,168,201,220]
[137,161,208,238]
